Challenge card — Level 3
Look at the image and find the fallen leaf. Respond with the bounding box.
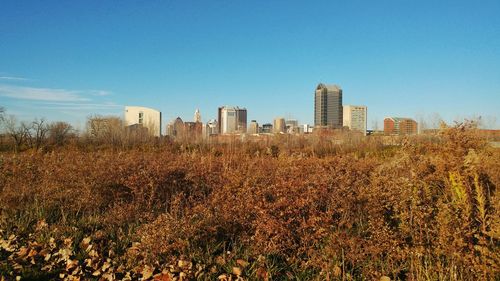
[236,259,249,268]
[102,261,111,272]
[142,265,154,280]
[102,273,114,281]
[232,267,242,276]
[153,273,171,281]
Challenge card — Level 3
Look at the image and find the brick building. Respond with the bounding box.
[384,117,418,135]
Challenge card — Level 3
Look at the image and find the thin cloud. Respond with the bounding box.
[0,84,91,102]
[1,84,121,122]
[0,76,30,81]
[36,101,122,110]
[90,90,112,96]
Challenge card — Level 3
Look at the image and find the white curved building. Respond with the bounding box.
[124,106,162,137]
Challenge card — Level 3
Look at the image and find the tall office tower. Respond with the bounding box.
[167,117,185,138]
[236,107,247,133]
[314,83,343,129]
[249,120,259,134]
[273,117,286,133]
[194,109,201,123]
[219,106,247,134]
[124,106,162,136]
[384,117,418,135]
[217,107,223,134]
[343,105,367,135]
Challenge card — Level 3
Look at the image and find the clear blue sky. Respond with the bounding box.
[1,0,499,130]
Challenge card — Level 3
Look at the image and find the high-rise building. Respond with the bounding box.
[343,105,367,135]
[384,117,418,135]
[220,107,236,134]
[184,121,203,140]
[218,106,247,134]
[124,106,162,136]
[273,117,286,133]
[249,120,259,134]
[314,83,343,129]
[194,109,201,123]
[236,108,247,133]
[167,117,185,138]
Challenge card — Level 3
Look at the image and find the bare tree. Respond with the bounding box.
[49,121,73,146]
[86,115,124,146]
[481,115,497,129]
[4,116,28,152]
[371,120,379,132]
[0,106,5,124]
[416,112,427,134]
[430,112,444,129]
[27,118,49,151]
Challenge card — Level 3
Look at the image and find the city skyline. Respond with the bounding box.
[1,1,499,129]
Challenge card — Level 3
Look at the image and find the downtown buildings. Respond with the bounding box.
[128,82,426,140]
[314,83,369,135]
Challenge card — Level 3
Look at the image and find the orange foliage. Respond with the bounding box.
[0,122,498,280]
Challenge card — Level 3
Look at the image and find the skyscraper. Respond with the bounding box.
[273,117,286,133]
[218,106,247,134]
[343,105,367,135]
[249,120,259,134]
[194,109,201,123]
[167,117,184,138]
[314,83,343,129]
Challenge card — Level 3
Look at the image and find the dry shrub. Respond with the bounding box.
[0,121,498,280]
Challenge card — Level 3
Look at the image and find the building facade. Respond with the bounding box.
[285,119,299,134]
[124,106,162,136]
[273,117,286,134]
[343,105,367,135]
[167,117,185,138]
[205,119,218,136]
[384,117,418,135]
[249,120,259,134]
[218,106,247,134]
[303,124,314,133]
[261,123,273,134]
[184,121,203,140]
[314,83,343,129]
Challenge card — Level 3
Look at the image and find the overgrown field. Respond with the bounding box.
[0,124,499,280]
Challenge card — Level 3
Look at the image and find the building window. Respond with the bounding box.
[138,112,144,124]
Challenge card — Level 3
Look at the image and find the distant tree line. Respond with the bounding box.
[0,107,162,152]
[0,112,75,152]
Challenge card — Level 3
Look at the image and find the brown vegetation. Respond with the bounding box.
[0,121,498,280]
